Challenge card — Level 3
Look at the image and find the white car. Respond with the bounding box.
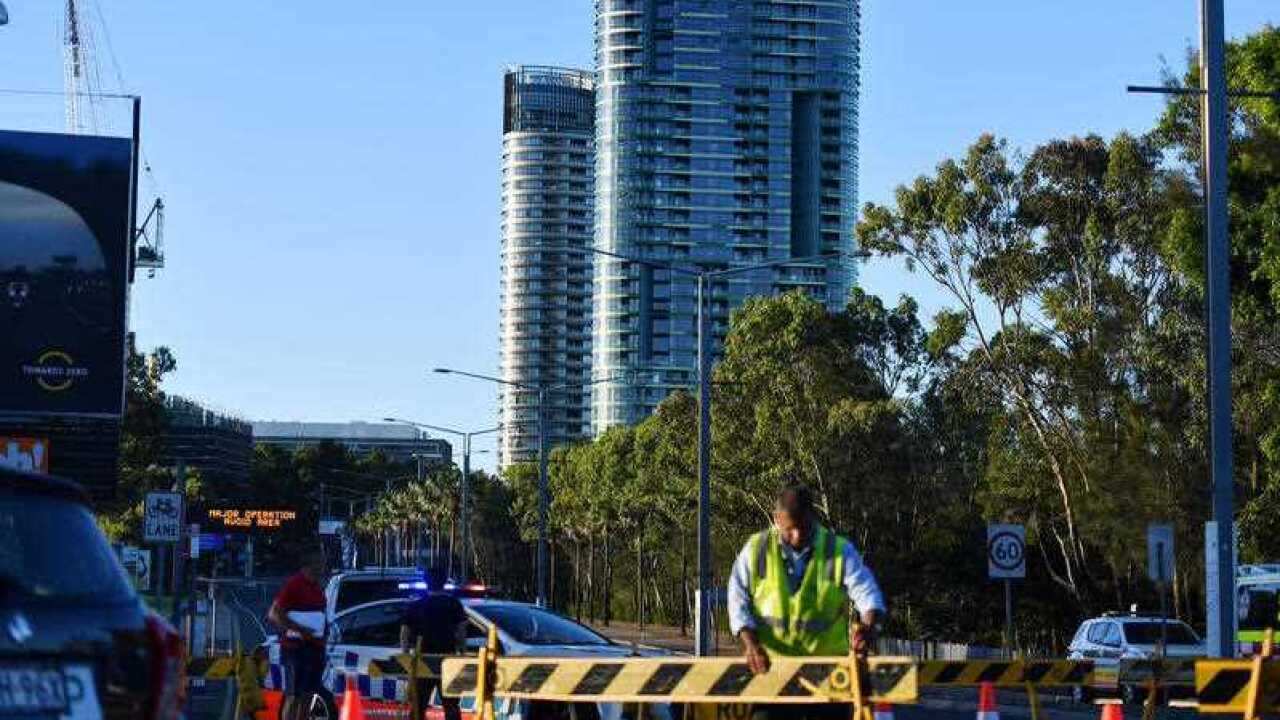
[323,567,421,619]
[1066,613,1205,703]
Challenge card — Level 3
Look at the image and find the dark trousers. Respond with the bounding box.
[280,643,326,698]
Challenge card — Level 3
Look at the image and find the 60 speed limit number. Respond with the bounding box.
[987,523,1025,579]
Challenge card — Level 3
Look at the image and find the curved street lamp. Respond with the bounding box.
[384,417,500,583]
[432,367,625,608]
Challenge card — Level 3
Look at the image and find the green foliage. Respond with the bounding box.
[100,344,188,543]
[334,25,1280,648]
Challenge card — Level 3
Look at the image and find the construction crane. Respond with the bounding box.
[63,0,99,135]
[64,0,165,277]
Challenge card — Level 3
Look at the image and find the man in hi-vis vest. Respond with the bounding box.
[727,485,885,720]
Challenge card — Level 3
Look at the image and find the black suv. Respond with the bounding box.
[0,467,184,719]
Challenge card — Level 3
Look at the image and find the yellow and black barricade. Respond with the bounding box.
[186,655,239,682]
[443,620,913,720]
[367,654,445,679]
[1195,659,1280,716]
[1197,628,1280,719]
[442,655,917,704]
[917,660,1095,687]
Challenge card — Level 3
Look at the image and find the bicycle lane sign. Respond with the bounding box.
[144,491,183,543]
[987,524,1026,579]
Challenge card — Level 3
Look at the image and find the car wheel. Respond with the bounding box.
[1121,684,1143,706]
[1072,685,1092,705]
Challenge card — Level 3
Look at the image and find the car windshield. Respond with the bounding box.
[0,490,135,604]
[474,604,611,646]
[1122,621,1200,645]
[335,578,417,613]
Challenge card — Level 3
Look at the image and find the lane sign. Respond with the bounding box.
[988,524,1026,579]
[144,491,183,543]
[1147,524,1175,584]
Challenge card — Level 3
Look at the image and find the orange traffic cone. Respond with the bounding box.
[1099,702,1124,720]
[873,702,895,720]
[976,681,999,720]
[340,675,367,720]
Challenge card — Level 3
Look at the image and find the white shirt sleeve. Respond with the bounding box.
[727,540,758,636]
[842,541,886,614]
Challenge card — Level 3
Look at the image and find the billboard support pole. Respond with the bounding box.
[127,95,141,282]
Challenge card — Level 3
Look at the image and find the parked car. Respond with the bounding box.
[1067,612,1205,704]
[0,466,186,719]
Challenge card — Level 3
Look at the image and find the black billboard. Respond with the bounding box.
[0,130,133,417]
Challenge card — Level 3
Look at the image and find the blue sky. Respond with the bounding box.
[0,1,1275,468]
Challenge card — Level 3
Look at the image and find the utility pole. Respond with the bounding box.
[1200,0,1235,659]
[1124,0,1238,658]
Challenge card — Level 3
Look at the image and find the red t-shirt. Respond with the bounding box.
[274,571,326,647]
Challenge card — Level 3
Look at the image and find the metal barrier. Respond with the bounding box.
[440,626,914,720]
[1197,629,1280,719]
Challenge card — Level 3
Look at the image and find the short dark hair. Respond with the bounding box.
[775,484,815,518]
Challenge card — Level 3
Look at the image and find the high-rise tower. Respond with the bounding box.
[592,0,861,431]
[499,66,596,467]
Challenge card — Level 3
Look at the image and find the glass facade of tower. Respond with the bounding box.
[592,0,861,431]
[499,66,596,467]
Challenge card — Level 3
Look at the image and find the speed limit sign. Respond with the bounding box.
[987,524,1026,579]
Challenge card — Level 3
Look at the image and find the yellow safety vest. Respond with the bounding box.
[747,525,850,656]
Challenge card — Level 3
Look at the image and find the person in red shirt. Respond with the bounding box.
[269,550,328,720]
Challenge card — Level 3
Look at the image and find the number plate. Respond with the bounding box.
[0,665,69,716]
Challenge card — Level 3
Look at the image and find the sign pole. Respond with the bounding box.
[1005,578,1014,658]
[988,523,1026,659]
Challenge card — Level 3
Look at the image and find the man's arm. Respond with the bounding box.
[728,540,770,674]
[268,599,315,640]
[842,542,886,653]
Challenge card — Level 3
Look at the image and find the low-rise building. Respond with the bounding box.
[252,421,452,466]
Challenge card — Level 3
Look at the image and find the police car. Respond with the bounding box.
[264,595,673,720]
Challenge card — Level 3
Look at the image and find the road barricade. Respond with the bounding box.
[441,626,914,720]
[1197,628,1280,720]
[918,660,1095,687]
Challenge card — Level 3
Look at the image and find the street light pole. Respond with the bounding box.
[1200,0,1235,659]
[461,433,472,579]
[537,387,550,608]
[431,369,624,607]
[695,273,713,656]
[384,417,500,582]
[589,246,849,655]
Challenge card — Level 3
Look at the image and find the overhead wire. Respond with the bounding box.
[88,0,162,194]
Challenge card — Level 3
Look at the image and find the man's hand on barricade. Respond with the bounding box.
[852,610,882,656]
[740,629,771,675]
